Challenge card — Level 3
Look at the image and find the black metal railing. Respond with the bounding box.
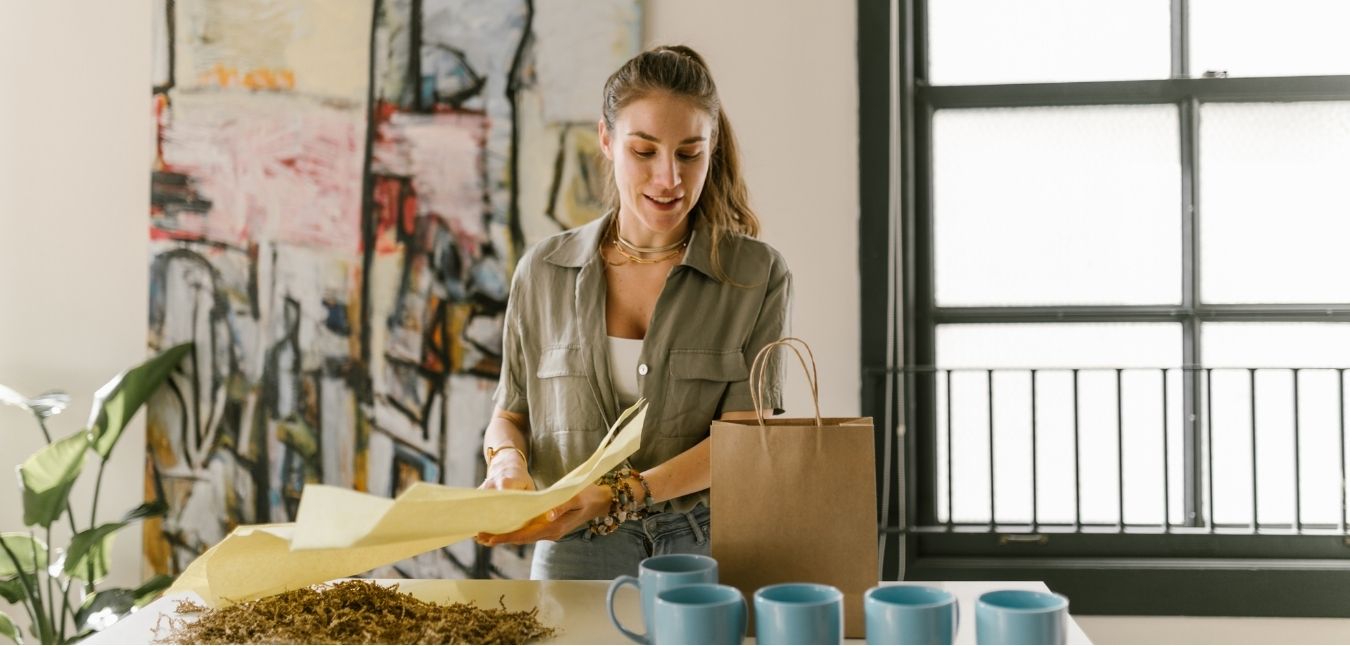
[902,367,1350,537]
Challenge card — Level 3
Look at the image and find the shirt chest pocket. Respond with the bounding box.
[534,346,603,434]
[662,349,749,437]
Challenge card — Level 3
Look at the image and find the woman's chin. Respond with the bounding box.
[631,208,690,234]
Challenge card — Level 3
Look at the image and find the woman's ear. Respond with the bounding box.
[598,118,613,160]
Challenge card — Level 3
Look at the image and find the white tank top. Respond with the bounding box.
[607,336,643,407]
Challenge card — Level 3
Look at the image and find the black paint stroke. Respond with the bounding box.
[152,0,177,94]
[360,0,384,376]
[503,0,534,264]
[410,0,423,111]
[542,126,569,229]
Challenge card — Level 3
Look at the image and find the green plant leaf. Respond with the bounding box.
[120,499,168,524]
[59,502,170,585]
[0,534,47,578]
[0,609,19,644]
[75,588,135,633]
[63,524,120,584]
[0,578,24,604]
[17,431,88,527]
[132,574,174,607]
[87,343,192,460]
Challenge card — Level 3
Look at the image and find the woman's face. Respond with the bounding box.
[600,91,714,239]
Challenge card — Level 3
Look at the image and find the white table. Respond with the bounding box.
[83,579,1092,644]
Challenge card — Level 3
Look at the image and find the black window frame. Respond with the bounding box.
[859,0,1350,616]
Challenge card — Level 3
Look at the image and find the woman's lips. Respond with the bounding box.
[644,194,682,211]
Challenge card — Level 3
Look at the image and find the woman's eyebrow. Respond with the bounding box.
[628,130,707,145]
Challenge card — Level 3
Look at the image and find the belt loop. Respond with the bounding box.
[684,511,706,544]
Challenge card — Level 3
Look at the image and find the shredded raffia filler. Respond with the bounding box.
[155,580,558,644]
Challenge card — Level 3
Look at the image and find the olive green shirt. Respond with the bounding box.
[493,212,790,513]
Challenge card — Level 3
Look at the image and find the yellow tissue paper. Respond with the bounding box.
[168,400,648,605]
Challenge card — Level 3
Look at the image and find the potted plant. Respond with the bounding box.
[0,343,191,644]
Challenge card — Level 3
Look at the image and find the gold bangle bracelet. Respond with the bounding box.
[484,445,528,467]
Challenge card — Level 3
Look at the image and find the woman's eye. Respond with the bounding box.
[633,149,655,158]
[678,152,703,161]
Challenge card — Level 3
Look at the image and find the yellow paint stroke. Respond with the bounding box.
[169,400,647,605]
[198,63,297,91]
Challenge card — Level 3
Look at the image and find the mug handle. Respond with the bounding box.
[737,595,749,640]
[608,575,648,644]
[952,600,961,644]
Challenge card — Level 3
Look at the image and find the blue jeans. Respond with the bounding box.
[530,504,711,580]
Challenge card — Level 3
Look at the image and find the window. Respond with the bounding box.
[859,0,1350,616]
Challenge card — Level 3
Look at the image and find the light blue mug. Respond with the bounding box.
[975,589,1068,645]
[608,554,719,643]
[865,585,960,645]
[628,584,748,645]
[754,583,844,645]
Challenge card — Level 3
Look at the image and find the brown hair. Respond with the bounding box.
[601,45,760,282]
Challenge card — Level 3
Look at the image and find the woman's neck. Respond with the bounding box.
[614,210,690,249]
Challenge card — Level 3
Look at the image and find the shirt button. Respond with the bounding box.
[638,363,649,376]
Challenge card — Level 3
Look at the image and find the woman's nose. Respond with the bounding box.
[651,154,680,188]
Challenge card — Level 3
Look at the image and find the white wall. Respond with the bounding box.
[644,0,862,418]
[0,0,154,629]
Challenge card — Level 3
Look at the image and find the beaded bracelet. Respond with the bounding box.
[588,465,655,537]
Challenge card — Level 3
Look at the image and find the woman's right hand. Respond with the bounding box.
[479,452,535,491]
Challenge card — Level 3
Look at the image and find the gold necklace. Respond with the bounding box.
[604,218,689,266]
[616,233,686,254]
[606,239,686,266]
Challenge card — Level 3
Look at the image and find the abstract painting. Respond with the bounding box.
[146,0,638,580]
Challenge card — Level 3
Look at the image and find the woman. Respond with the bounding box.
[475,45,791,580]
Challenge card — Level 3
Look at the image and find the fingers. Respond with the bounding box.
[476,513,550,546]
[476,508,586,546]
[546,498,581,522]
[478,474,532,491]
[477,527,536,546]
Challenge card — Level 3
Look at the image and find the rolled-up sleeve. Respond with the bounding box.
[719,251,791,416]
[493,259,530,416]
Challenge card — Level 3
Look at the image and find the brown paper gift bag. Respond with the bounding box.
[710,337,877,639]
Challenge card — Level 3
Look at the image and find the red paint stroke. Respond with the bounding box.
[149,225,206,242]
[371,175,405,255]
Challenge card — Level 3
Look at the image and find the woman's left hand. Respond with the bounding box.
[475,484,614,546]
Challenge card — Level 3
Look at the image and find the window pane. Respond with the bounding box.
[1203,323,1350,529]
[1199,102,1350,304]
[927,0,1170,85]
[935,324,1183,526]
[1203,323,1350,368]
[934,106,1181,307]
[1192,0,1350,78]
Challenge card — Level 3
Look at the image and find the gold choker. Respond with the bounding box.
[606,219,690,266]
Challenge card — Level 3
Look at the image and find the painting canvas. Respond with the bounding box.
[146,0,639,580]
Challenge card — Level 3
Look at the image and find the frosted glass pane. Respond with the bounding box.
[934,106,1181,306]
[1203,324,1350,528]
[928,0,1170,85]
[1200,103,1350,304]
[1193,0,1350,78]
[1203,322,1350,368]
[935,324,1184,526]
[937,323,1181,368]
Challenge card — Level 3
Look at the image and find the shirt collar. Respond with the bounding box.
[543,211,721,282]
[542,213,608,268]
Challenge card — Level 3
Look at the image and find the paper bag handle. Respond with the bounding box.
[749,337,822,428]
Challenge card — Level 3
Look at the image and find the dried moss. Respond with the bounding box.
[156,580,558,644]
